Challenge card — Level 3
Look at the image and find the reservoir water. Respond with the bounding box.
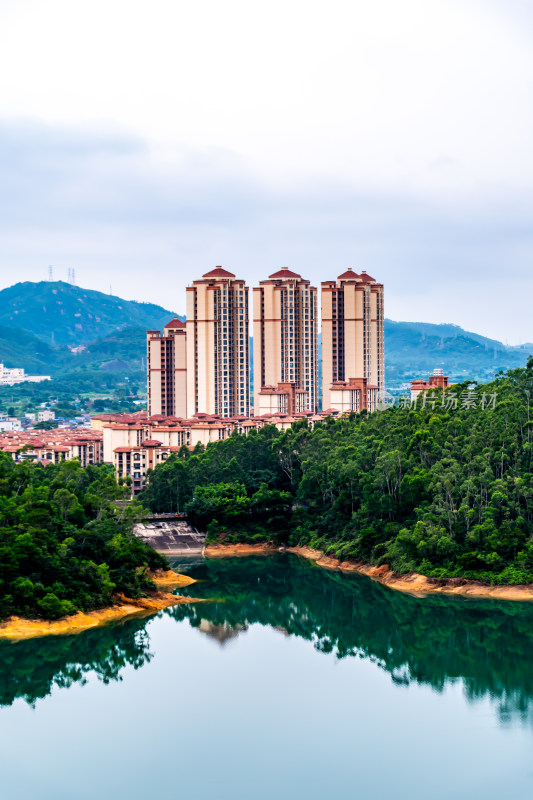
[2,553,533,799]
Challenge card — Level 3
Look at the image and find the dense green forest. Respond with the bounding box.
[0,457,166,621]
[141,361,533,585]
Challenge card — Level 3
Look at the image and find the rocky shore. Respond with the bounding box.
[206,543,533,601]
[204,543,279,557]
[0,570,204,640]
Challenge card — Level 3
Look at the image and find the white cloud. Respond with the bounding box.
[0,0,531,190]
[0,1,531,343]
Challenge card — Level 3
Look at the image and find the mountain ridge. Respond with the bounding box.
[0,281,530,386]
[0,280,180,346]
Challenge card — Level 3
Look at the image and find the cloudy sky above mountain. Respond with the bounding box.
[0,0,531,343]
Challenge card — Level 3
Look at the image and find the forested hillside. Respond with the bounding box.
[0,281,177,346]
[0,323,149,378]
[141,361,533,585]
[0,458,165,620]
[0,325,62,374]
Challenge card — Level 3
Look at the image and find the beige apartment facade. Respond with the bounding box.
[146,266,384,418]
[186,267,250,418]
[321,269,384,412]
[253,269,318,413]
[146,318,187,417]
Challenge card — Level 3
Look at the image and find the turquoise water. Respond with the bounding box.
[2,553,533,799]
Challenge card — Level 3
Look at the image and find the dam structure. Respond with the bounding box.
[133,514,206,555]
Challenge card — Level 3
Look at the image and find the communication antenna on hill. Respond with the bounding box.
[48,265,53,281]
[71,268,76,286]
[109,285,113,295]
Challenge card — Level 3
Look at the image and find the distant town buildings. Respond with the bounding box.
[0,363,51,386]
[147,266,385,418]
[37,410,56,422]
[0,415,22,432]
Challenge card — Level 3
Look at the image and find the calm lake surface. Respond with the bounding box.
[2,553,533,799]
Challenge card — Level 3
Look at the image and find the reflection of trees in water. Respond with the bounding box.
[170,554,533,726]
[4,554,533,723]
[0,618,153,708]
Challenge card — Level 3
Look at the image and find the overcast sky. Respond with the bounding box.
[0,0,531,343]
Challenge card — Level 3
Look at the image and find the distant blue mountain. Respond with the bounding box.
[384,319,531,385]
[0,280,529,386]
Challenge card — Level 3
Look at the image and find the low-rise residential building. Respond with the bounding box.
[92,408,344,494]
[0,429,104,466]
[410,368,450,403]
[329,377,379,413]
[114,440,177,495]
[0,416,22,432]
[37,410,56,422]
[256,383,309,416]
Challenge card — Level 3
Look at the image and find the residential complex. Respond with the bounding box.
[186,267,250,418]
[253,269,318,414]
[92,408,344,494]
[321,269,384,413]
[147,266,384,419]
[146,318,187,417]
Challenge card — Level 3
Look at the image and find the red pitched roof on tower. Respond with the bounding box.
[359,270,375,282]
[268,268,302,279]
[164,317,186,329]
[337,268,361,280]
[202,266,236,278]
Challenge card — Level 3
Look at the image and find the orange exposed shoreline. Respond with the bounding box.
[205,543,279,557]
[206,543,533,601]
[0,570,204,640]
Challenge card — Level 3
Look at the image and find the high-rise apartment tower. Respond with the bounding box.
[321,269,384,412]
[253,269,318,413]
[146,318,187,417]
[186,267,250,417]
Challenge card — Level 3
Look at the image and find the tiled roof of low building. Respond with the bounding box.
[164,318,186,329]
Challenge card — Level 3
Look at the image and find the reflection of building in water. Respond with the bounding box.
[197,619,249,645]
